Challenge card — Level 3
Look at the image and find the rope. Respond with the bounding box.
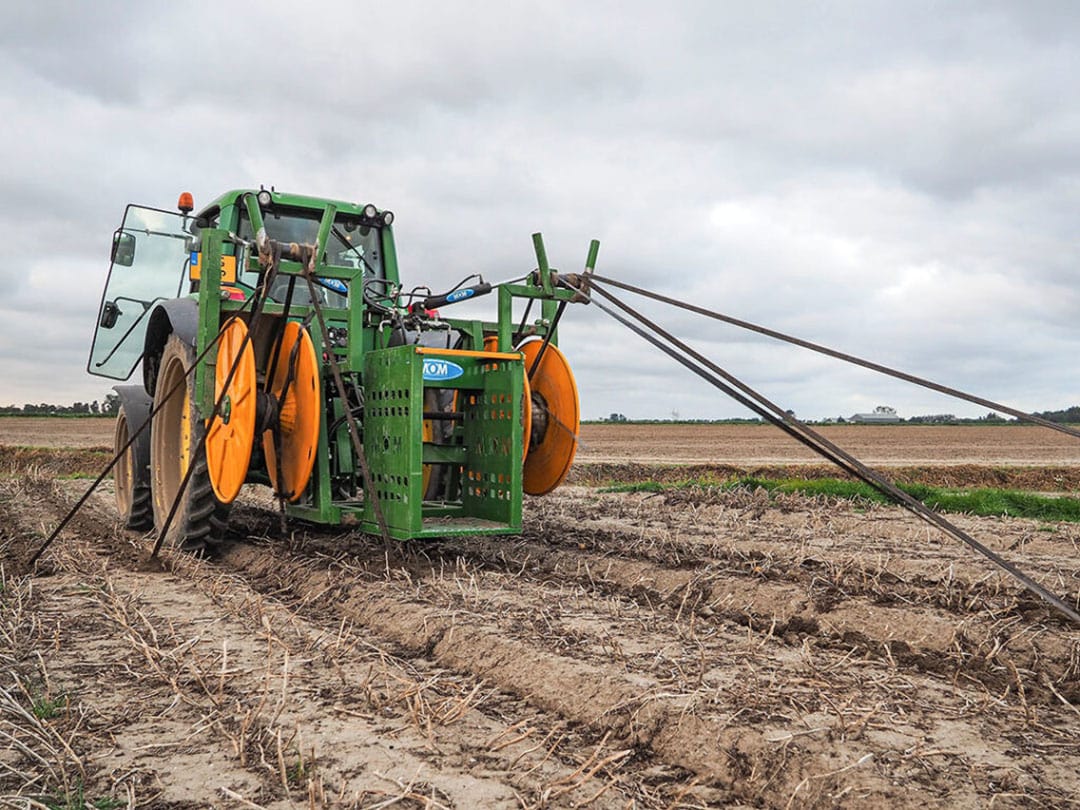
[151,255,282,557]
[588,274,1080,441]
[527,300,568,380]
[264,266,298,516]
[567,277,1080,627]
[27,294,258,567]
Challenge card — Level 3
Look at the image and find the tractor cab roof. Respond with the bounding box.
[198,189,382,218]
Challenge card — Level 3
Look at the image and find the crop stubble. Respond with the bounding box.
[1,420,1079,808]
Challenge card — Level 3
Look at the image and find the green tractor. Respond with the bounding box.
[89,189,593,550]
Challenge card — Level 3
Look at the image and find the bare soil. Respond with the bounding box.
[0,416,115,449]
[576,423,1080,466]
[6,419,1080,466]
[1,420,1079,808]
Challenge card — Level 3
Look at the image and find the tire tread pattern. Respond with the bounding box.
[152,335,231,553]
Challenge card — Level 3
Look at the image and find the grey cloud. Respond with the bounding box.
[3,2,1080,422]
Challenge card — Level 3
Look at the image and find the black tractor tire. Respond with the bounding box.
[150,334,230,552]
[113,403,153,530]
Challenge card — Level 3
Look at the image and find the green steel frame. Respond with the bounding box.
[183,189,597,540]
[362,345,524,538]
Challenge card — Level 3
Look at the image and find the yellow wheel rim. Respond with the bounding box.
[113,408,133,515]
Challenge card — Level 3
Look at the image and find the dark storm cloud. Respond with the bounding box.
[3,2,1080,419]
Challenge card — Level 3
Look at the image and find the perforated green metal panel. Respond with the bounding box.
[363,345,524,539]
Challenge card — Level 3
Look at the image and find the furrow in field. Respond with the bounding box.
[532,490,1080,625]
[8,472,1080,808]
[422,531,1080,701]
[8,481,703,808]
[212,534,1080,808]
[215,540,908,806]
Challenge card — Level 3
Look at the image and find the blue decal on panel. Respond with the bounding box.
[318,277,349,294]
[422,359,464,381]
[446,288,475,303]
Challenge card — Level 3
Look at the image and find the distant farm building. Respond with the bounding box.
[850,405,900,424]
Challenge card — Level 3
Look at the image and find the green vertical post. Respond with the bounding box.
[195,228,224,418]
[309,317,336,522]
[244,193,266,244]
[367,225,400,356]
[586,239,600,272]
[532,233,553,296]
[315,205,336,257]
[497,285,513,351]
[533,232,560,342]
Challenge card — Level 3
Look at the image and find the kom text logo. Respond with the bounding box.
[422,359,464,382]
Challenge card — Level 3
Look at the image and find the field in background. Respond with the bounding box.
[576,422,1080,466]
[1,417,1079,807]
[6,417,1080,466]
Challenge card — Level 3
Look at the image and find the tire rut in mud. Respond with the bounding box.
[418,530,1080,701]
[518,512,1080,690]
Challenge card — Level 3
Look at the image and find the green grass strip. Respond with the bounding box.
[599,477,1080,522]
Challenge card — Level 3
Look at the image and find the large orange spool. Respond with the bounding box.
[263,322,321,501]
[206,318,256,504]
[518,338,579,495]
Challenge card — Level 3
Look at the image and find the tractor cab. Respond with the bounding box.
[87,203,194,380]
[87,191,394,381]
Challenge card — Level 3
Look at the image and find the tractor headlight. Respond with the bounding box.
[362,203,378,219]
[381,211,394,226]
[256,189,272,207]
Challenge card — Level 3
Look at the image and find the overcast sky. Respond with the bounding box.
[3,1,1080,420]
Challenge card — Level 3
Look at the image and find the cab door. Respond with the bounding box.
[87,205,193,380]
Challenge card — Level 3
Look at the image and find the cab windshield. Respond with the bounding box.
[236,206,385,305]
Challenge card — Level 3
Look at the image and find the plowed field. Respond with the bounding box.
[1,420,1079,808]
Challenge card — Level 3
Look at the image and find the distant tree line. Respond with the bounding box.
[0,394,119,416]
[1031,406,1080,424]
[589,415,765,425]
[6,400,1080,424]
[874,411,1011,425]
[591,408,1080,425]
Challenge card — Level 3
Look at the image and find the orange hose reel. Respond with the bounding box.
[263,322,321,502]
[206,319,256,504]
[517,338,579,496]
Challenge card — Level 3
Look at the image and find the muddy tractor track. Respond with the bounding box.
[2,458,1079,809]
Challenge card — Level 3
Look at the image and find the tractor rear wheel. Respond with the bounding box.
[113,403,152,530]
[150,334,229,552]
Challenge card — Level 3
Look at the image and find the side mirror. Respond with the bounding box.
[99,300,121,329]
[111,232,136,266]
